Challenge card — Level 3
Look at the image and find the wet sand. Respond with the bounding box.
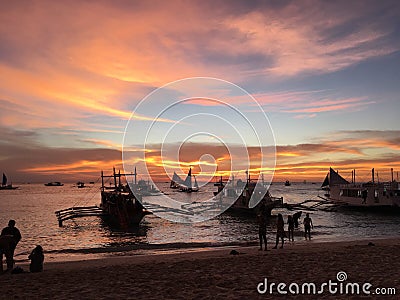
[1,238,399,299]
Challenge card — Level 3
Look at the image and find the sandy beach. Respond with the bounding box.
[1,237,399,299]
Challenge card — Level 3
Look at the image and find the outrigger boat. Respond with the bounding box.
[322,167,400,208]
[213,172,283,216]
[55,168,155,228]
[99,168,153,227]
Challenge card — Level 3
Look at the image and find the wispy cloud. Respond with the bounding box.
[247,90,374,117]
[225,2,399,77]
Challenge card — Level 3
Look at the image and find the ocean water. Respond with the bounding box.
[1,182,400,263]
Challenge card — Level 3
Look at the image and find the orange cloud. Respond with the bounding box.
[22,159,122,175]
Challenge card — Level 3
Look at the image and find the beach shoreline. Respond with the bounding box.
[2,237,399,299]
[12,233,399,265]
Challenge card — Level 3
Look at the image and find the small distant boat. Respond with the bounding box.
[77,181,85,188]
[0,173,18,190]
[44,181,64,186]
[284,180,291,186]
[170,168,199,192]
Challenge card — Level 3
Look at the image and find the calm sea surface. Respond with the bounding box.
[1,182,400,263]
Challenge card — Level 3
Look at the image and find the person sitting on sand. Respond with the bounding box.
[303,213,314,240]
[28,245,44,273]
[273,214,286,249]
[257,213,268,251]
[287,215,294,242]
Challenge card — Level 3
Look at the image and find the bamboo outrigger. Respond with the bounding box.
[55,206,105,227]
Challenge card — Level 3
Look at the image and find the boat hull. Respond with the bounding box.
[100,191,149,227]
[0,185,18,190]
[323,168,400,210]
[329,183,400,208]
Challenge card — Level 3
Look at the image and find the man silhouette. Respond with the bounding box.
[1,220,21,267]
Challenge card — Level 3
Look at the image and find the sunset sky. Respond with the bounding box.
[1,0,400,183]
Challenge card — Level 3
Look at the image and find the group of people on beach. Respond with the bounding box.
[0,219,44,274]
[258,211,314,251]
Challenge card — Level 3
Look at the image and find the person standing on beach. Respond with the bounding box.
[1,220,21,264]
[303,213,313,240]
[293,211,302,228]
[287,215,294,242]
[0,234,14,272]
[257,213,268,251]
[273,214,285,249]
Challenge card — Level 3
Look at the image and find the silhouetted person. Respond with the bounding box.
[287,215,294,242]
[257,213,268,251]
[293,211,302,228]
[303,213,314,240]
[29,245,44,273]
[1,220,21,267]
[362,189,368,204]
[0,235,14,272]
[273,214,285,249]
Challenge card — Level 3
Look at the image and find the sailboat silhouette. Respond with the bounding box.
[0,173,18,190]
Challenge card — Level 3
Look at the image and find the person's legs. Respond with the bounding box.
[9,246,15,268]
[305,226,311,240]
[280,237,284,248]
[273,235,279,249]
[4,249,13,270]
[262,233,267,250]
[259,232,263,250]
[0,250,3,272]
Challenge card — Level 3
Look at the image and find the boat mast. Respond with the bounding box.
[134,167,137,185]
[101,171,104,191]
[113,167,117,188]
[350,169,356,183]
[372,168,375,184]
